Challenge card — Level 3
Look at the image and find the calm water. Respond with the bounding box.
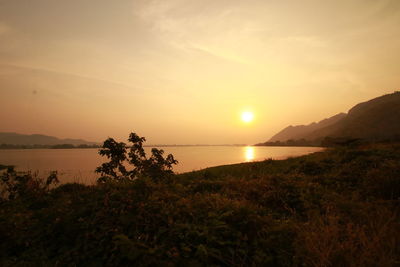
[0,146,323,184]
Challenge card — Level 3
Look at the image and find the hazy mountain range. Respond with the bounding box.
[266,91,400,143]
[0,132,98,146]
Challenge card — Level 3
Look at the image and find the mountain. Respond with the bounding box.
[265,91,400,144]
[269,113,346,142]
[0,132,98,146]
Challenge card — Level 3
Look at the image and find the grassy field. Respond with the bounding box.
[1,144,399,266]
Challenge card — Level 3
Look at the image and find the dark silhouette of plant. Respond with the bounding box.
[96,138,128,179]
[96,132,178,182]
[0,166,59,201]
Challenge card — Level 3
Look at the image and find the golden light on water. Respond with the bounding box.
[244,146,255,162]
[241,111,254,123]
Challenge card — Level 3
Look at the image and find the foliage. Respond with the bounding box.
[257,138,321,147]
[0,167,59,201]
[0,164,11,170]
[0,143,399,266]
[96,133,178,182]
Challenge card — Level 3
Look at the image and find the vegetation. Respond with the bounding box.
[257,138,321,147]
[0,167,59,201]
[257,137,364,147]
[0,164,12,171]
[0,139,399,266]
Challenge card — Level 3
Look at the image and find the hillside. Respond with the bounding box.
[265,91,400,144]
[269,113,346,142]
[308,91,400,141]
[0,132,98,146]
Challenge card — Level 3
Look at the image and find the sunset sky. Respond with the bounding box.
[0,0,399,144]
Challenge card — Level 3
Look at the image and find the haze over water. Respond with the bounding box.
[0,146,322,184]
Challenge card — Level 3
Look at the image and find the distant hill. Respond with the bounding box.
[263,91,400,144]
[0,132,98,146]
[269,113,346,142]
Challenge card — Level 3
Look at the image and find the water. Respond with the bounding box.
[0,146,323,184]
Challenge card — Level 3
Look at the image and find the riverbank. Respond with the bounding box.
[1,143,399,266]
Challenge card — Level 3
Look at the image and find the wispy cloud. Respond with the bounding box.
[132,0,255,64]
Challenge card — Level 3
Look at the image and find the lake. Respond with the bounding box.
[0,146,323,184]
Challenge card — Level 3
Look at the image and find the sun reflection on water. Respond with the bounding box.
[244,146,255,162]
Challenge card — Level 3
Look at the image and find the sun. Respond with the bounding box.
[241,111,254,123]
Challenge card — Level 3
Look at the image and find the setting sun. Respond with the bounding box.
[241,111,254,123]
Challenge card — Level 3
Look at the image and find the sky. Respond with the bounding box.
[0,0,399,144]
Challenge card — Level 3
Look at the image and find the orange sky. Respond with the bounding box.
[0,0,399,144]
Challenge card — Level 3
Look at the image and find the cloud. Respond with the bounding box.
[129,0,400,91]
[131,0,256,63]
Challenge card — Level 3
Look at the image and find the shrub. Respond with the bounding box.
[0,167,59,201]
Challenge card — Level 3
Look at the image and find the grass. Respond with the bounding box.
[0,144,399,266]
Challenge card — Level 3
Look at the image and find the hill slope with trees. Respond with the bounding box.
[262,91,400,145]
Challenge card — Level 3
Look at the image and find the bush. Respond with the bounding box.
[0,167,59,201]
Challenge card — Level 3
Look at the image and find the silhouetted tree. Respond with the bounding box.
[96,132,178,182]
